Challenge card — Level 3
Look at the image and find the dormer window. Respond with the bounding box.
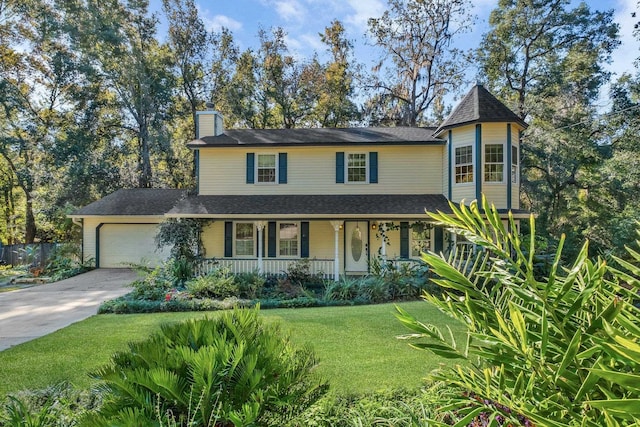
[257,154,277,183]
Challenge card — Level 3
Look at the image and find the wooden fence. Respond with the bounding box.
[0,243,57,268]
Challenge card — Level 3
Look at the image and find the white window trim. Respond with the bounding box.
[255,153,278,185]
[410,223,433,259]
[234,222,255,258]
[484,143,505,184]
[277,221,300,258]
[454,144,474,185]
[345,152,369,184]
[511,145,519,184]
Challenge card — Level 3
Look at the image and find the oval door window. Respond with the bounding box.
[351,226,363,262]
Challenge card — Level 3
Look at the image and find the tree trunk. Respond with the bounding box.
[24,190,36,243]
[138,124,153,188]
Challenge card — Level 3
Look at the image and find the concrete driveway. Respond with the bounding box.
[0,269,138,352]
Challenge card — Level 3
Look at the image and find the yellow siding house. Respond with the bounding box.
[70,84,528,277]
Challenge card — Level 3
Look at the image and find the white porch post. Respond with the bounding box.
[255,221,265,275]
[379,222,387,262]
[329,221,343,281]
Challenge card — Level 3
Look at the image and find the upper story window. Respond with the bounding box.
[257,154,277,183]
[347,153,367,183]
[411,223,431,258]
[511,145,519,184]
[455,145,473,184]
[235,222,254,257]
[484,144,504,183]
[279,222,299,257]
[247,153,287,184]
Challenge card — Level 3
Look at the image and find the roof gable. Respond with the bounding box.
[434,84,527,135]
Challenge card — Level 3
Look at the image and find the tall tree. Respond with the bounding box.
[366,0,473,126]
[479,0,618,120]
[0,0,77,242]
[316,20,359,127]
[162,0,209,139]
[64,0,175,188]
[478,0,619,253]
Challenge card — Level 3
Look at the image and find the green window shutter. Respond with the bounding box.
[301,222,310,258]
[336,152,344,183]
[278,153,287,183]
[434,225,444,253]
[224,221,233,257]
[268,222,277,257]
[246,153,255,184]
[369,152,378,183]
[400,222,409,259]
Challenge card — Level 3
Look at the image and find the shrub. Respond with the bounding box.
[185,267,238,299]
[284,258,325,291]
[234,270,266,299]
[86,307,327,426]
[0,383,100,426]
[396,197,640,426]
[44,243,93,281]
[128,262,175,301]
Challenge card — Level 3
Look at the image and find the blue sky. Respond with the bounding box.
[150,0,639,106]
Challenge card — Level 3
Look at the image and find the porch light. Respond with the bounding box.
[371,222,377,230]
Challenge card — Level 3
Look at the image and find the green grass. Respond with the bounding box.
[0,301,467,396]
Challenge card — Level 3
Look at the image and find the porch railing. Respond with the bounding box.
[195,258,335,279]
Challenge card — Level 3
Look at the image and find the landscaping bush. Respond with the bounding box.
[234,270,266,299]
[185,267,239,299]
[128,262,176,300]
[44,243,94,282]
[397,197,640,426]
[85,307,327,426]
[0,383,100,427]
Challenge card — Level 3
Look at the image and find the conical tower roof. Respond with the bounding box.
[434,84,527,136]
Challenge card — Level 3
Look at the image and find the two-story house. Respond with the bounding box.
[70,84,528,279]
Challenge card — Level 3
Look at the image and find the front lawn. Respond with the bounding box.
[0,301,466,396]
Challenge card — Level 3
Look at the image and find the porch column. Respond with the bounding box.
[329,221,343,281]
[255,221,266,274]
[379,222,387,262]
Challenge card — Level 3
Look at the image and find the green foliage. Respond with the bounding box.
[128,262,176,301]
[234,271,266,299]
[44,243,93,282]
[87,307,327,426]
[0,383,100,427]
[186,267,239,299]
[396,197,640,426]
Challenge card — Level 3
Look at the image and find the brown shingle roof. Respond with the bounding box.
[188,127,444,148]
[434,84,527,136]
[71,189,187,216]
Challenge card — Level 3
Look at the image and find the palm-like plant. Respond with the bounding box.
[397,196,640,426]
[84,307,326,426]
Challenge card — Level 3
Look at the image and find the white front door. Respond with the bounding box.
[345,221,368,273]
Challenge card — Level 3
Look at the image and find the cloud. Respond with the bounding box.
[200,13,243,33]
[274,0,306,22]
[344,0,386,30]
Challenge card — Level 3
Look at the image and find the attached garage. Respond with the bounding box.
[69,189,188,268]
[98,224,169,268]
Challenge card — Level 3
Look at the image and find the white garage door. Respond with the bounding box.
[100,224,170,268]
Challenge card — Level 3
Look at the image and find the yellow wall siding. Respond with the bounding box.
[202,221,224,258]
[309,221,341,259]
[483,186,508,208]
[197,113,215,139]
[198,145,444,195]
[442,141,449,197]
